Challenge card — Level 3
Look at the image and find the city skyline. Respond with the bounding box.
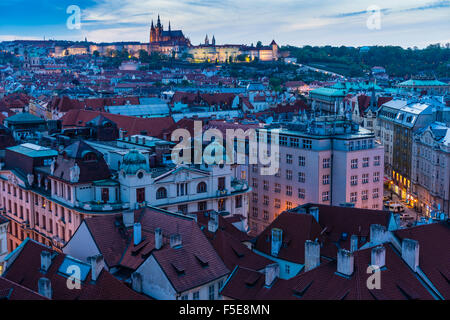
[0,0,449,48]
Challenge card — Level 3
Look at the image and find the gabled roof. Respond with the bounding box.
[81,207,229,293]
[222,244,435,300]
[4,112,45,124]
[0,277,47,300]
[2,239,147,300]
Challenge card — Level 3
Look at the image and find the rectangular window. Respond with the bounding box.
[322,175,330,185]
[323,158,330,168]
[286,186,292,196]
[374,156,381,166]
[235,196,242,208]
[286,170,292,180]
[350,192,357,203]
[373,188,379,199]
[351,175,358,186]
[136,188,145,203]
[263,210,269,220]
[263,195,269,206]
[252,193,258,203]
[351,159,358,169]
[322,191,329,202]
[363,157,369,168]
[252,178,258,188]
[263,180,269,191]
[274,199,281,208]
[252,207,258,217]
[298,156,306,166]
[286,154,292,164]
[192,291,199,300]
[286,201,293,210]
[302,139,312,149]
[290,138,299,148]
[298,172,305,183]
[274,183,281,193]
[198,201,207,211]
[362,174,369,184]
[209,285,215,300]
[373,172,380,182]
[362,190,368,201]
[298,188,305,199]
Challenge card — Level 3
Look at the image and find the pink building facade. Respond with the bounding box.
[248,116,384,234]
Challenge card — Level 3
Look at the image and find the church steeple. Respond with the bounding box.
[151,20,154,30]
[205,34,209,45]
[212,35,216,46]
[157,14,162,28]
[168,21,171,33]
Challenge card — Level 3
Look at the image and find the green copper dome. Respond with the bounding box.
[121,149,147,175]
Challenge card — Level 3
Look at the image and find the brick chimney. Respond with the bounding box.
[304,240,320,272]
[350,235,358,252]
[133,222,142,246]
[40,251,52,272]
[131,272,142,293]
[122,210,134,228]
[271,228,282,257]
[401,238,419,272]
[38,277,52,299]
[371,245,386,269]
[88,255,105,282]
[154,228,163,250]
[264,263,280,287]
[337,249,354,276]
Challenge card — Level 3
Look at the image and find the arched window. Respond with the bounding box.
[197,182,207,193]
[156,187,167,199]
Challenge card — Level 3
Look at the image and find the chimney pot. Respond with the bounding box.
[131,272,143,293]
[88,254,104,282]
[337,249,354,276]
[371,245,386,269]
[134,222,142,246]
[38,277,52,299]
[155,228,163,250]
[40,251,52,272]
[304,240,320,272]
[170,234,182,248]
[264,263,280,287]
[350,235,358,252]
[401,238,419,272]
[123,210,134,228]
[208,219,218,233]
[370,224,386,244]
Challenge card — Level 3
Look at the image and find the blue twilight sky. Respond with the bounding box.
[0,0,449,47]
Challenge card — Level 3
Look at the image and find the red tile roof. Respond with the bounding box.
[222,244,435,300]
[3,239,148,300]
[82,207,229,293]
[61,109,174,138]
[394,222,450,299]
[0,277,47,300]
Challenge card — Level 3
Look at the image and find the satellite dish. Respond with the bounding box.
[265,116,273,124]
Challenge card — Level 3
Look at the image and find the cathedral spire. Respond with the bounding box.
[168,21,171,32]
[157,14,161,28]
[212,35,216,46]
[205,34,209,45]
[151,20,154,29]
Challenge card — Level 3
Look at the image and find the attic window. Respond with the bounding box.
[83,153,97,162]
[292,280,313,298]
[171,263,185,276]
[244,273,261,287]
[195,254,209,268]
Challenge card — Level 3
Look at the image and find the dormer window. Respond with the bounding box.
[83,152,97,162]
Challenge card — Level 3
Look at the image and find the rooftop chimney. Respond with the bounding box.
[40,251,52,272]
[309,206,319,223]
[208,219,218,233]
[271,228,282,257]
[38,277,52,299]
[371,245,386,269]
[264,263,280,287]
[401,238,419,272]
[304,240,320,272]
[154,228,163,250]
[131,272,142,293]
[88,254,105,282]
[122,210,134,228]
[350,235,358,252]
[170,234,182,248]
[133,222,142,246]
[370,224,386,244]
[337,249,354,276]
